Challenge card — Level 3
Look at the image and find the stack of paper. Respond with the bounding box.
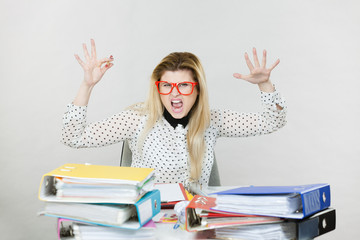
[185,195,283,232]
[38,163,161,239]
[215,208,336,240]
[39,163,155,203]
[185,184,336,239]
[215,222,296,240]
[43,202,134,227]
[58,218,156,240]
[214,193,301,216]
[211,184,331,219]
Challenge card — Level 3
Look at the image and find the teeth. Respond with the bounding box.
[172,100,181,103]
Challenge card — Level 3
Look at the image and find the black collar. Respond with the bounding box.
[163,108,190,129]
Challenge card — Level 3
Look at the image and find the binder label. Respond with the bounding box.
[303,189,320,215]
[137,198,153,224]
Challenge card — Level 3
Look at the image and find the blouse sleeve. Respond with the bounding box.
[61,104,142,148]
[212,90,287,138]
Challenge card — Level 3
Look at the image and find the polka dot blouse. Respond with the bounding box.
[61,90,286,187]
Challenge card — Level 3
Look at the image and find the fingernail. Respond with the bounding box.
[110,55,113,59]
[105,64,109,67]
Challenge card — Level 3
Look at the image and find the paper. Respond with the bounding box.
[154,183,186,202]
[215,222,296,240]
[44,202,134,226]
[213,193,302,216]
[39,164,156,203]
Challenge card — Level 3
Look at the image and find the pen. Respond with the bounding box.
[173,220,180,229]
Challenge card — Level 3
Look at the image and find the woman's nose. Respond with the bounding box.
[170,86,180,96]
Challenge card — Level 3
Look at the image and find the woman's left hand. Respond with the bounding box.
[233,48,279,90]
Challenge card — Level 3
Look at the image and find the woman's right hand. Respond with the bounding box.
[74,39,113,88]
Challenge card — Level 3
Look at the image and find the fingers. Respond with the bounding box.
[99,56,114,67]
[269,59,280,71]
[252,48,260,67]
[244,52,254,71]
[82,43,90,61]
[246,48,278,71]
[74,54,85,67]
[90,39,97,59]
[100,62,114,74]
[261,50,267,68]
[233,73,242,79]
[233,73,249,81]
[77,40,114,73]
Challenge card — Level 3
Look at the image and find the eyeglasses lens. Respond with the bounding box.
[158,82,195,95]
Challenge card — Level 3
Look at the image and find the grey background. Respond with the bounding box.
[1,0,359,239]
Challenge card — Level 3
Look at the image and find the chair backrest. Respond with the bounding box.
[119,140,133,167]
[120,140,221,186]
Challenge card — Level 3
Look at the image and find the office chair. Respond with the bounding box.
[119,140,221,186]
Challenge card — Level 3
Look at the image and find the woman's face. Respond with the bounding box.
[159,70,199,119]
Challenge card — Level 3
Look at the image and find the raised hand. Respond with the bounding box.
[233,48,279,91]
[74,39,114,88]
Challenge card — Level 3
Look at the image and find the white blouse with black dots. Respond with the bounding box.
[61,90,286,187]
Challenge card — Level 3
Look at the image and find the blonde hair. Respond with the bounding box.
[137,52,210,181]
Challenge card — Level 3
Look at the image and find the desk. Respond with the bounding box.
[154,222,215,240]
[151,187,242,240]
[153,209,215,239]
[151,186,238,239]
[152,208,336,240]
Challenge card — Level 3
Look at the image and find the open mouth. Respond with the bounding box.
[171,99,183,113]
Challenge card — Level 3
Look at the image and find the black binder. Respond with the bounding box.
[297,208,336,240]
[214,208,336,239]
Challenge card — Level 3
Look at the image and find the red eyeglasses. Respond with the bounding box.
[155,81,198,95]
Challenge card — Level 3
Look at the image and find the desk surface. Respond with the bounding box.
[154,222,215,240]
[153,209,215,239]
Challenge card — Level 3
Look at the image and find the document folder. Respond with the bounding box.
[38,163,155,203]
[57,218,156,240]
[211,183,331,219]
[42,190,161,230]
[185,195,283,232]
[296,208,336,240]
[214,208,336,240]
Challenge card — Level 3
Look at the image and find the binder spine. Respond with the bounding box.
[135,190,161,226]
[297,208,336,240]
[302,185,330,216]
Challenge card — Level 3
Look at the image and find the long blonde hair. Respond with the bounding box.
[138,52,210,181]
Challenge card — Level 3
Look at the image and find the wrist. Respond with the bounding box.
[73,82,94,106]
[80,80,95,92]
[258,81,275,93]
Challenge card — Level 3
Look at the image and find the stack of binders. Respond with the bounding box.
[185,183,336,240]
[38,163,161,240]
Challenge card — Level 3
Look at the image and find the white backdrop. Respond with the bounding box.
[1,0,359,239]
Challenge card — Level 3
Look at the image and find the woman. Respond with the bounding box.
[62,39,286,187]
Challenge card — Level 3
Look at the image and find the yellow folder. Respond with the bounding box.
[38,163,155,203]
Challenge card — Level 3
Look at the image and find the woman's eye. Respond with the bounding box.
[162,83,171,87]
[179,83,190,88]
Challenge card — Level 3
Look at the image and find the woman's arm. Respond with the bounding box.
[73,39,114,106]
[61,39,129,148]
[61,105,142,148]
[213,91,286,138]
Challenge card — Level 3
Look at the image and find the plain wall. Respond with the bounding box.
[1,0,359,239]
